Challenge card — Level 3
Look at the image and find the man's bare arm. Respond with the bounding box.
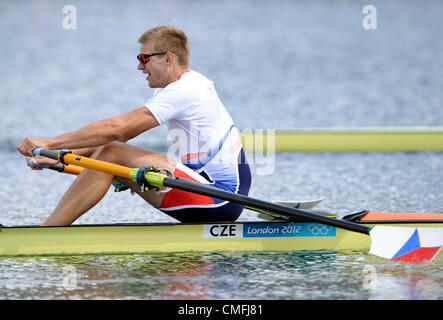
[18,107,159,156]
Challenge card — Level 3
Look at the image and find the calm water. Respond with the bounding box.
[1,252,442,300]
[0,0,442,300]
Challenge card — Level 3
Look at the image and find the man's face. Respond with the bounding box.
[138,42,169,88]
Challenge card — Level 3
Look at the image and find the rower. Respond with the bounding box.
[17,25,252,226]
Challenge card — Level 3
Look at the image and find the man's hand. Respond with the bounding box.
[17,137,49,157]
[27,156,59,170]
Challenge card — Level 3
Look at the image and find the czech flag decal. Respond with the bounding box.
[370,226,443,263]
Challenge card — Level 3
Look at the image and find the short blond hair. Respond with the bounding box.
[138,26,190,68]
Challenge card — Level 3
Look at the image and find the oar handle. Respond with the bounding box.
[32,148,60,160]
[28,158,50,169]
[29,158,65,172]
[30,148,83,175]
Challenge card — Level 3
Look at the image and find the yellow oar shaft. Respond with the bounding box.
[61,153,132,179]
[62,164,83,175]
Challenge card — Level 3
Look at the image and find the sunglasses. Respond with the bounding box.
[137,52,167,64]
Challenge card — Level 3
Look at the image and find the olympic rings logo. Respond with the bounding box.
[307,224,334,235]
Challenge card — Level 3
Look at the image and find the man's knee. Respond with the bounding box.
[92,141,176,173]
[93,142,125,160]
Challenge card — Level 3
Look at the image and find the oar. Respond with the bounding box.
[30,149,363,232]
[28,159,83,175]
[29,159,325,217]
[31,148,443,263]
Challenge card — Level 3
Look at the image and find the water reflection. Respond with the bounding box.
[0,251,441,299]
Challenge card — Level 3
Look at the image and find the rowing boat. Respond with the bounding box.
[21,148,443,263]
[1,211,442,257]
[240,126,443,152]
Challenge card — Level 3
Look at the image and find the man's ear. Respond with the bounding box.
[165,52,175,64]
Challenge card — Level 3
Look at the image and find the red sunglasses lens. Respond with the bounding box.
[138,54,147,63]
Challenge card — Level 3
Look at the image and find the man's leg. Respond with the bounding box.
[41,142,176,226]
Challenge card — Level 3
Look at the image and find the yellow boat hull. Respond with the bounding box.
[240,126,443,152]
[1,221,441,256]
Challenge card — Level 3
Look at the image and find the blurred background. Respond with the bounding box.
[0,0,442,225]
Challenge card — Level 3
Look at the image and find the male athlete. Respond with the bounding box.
[17,26,251,226]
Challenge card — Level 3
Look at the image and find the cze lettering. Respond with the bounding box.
[203,223,243,238]
[210,224,237,237]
